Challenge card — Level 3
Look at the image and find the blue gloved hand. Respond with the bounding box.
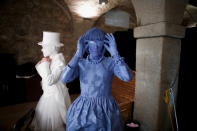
[104,33,119,57]
[76,35,87,58]
[67,35,87,68]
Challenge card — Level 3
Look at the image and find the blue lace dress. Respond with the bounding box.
[61,56,133,131]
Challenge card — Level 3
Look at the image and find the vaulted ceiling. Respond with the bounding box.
[63,0,136,22]
[61,0,196,27]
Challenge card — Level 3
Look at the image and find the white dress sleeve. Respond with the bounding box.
[36,54,66,86]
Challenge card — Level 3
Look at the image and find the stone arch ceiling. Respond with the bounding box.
[0,0,73,64]
[64,0,137,25]
[0,0,137,64]
[183,4,197,27]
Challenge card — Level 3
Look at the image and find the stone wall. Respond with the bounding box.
[0,0,73,65]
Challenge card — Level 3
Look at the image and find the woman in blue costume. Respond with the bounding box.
[61,27,133,131]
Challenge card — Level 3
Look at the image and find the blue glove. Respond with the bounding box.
[104,33,119,57]
[76,35,87,58]
[68,35,87,68]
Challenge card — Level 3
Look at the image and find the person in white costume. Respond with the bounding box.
[32,31,71,131]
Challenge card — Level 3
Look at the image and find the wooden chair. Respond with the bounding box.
[112,71,136,124]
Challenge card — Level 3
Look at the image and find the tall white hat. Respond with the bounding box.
[38,31,64,47]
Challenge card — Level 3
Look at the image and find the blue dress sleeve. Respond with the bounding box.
[60,64,79,83]
[112,56,133,82]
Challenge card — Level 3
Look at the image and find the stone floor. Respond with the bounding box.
[0,102,37,131]
[0,93,80,131]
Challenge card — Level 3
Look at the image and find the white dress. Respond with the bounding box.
[32,53,71,131]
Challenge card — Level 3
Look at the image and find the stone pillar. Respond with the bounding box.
[134,22,185,131]
[131,0,188,130]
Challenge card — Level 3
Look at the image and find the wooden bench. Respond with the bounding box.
[112,71,135,124]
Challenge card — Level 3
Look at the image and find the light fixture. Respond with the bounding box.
[74,1,99,18]
[99,0,108,5]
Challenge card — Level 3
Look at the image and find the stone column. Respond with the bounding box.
[131,0,188,130]
[134,22,185,131]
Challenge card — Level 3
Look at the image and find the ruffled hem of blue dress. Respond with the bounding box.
[66,95,123,131]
